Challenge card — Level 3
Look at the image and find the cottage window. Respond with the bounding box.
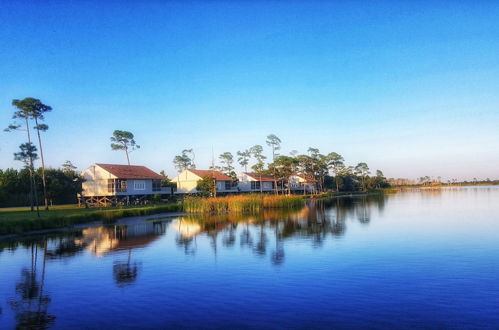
[152,180,161,192]
[118,179,127,192]
[107,179,115,193]
[225,181,233,190]
[251,181,261,190]
[134,180,146,190]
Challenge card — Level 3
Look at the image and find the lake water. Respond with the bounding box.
[1,186,499,329]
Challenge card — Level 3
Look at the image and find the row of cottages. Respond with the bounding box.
[80,164,319,205]
[171,169,318,194]
[80,164,172,206]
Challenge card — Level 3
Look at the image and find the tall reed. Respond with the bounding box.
[183,194,304,214]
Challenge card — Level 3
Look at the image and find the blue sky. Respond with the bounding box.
[1,1,498,180]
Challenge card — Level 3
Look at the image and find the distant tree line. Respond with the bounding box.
[388,176,499,187]
[0,162,82,207]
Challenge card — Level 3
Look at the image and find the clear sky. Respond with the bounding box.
[1,1,498,180]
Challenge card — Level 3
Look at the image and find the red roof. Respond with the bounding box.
[243,172,276,182]
[189,169,233,181]
[96,164,163,179]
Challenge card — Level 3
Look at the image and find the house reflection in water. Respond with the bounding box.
[78,221,168,256]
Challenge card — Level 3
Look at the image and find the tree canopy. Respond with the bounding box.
[110,130,139,165]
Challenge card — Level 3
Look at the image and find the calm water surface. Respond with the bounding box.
[1,186,499,329]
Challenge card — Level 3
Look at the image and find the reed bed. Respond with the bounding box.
[183,194,304,214]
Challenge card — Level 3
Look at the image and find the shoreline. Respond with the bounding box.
[0,211,187,240]
[0,192,380,239]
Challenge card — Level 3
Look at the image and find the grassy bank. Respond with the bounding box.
[1,190,393,235]
[0,202,181,235]
[183,194,304,214]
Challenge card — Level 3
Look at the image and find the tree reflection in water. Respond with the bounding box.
[113,249,139,287]
[271,221,285,266]
[173,195,387,266]
[253,223,267,256]
[222,223,237,248]
[9,241,55,329]
[240,222,253,248]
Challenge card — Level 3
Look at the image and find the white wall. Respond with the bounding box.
[172,170,237,194]
[81,165,117,196]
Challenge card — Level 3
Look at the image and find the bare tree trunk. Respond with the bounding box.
[260,174,263,194]
[125,147,130,165]
[34,117,49,210]
[39,240,47,307]
[25,118,35,212]
[32,165,40,217]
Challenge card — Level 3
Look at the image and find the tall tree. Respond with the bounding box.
[370,169,389,189]
[29,99,52,210]
[14,143,39,216]
[266,134,281,161]
[304,148,328,192]
[173,149,195,172]
[110,130,140,165]
[237,149,251,172]
[61,160,77,174]
[8,98,52,210]
[266,135,283,193]
[354,162,370,191]
[268,156,298,195]
[326,152,345,192]
[219,152,237,181]
[6,99,38,211]
[250,145,267,193]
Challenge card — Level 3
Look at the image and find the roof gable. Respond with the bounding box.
[96,164,162,180]
[188,169,233,181]
[243,172,276,182]
[295,174,318,182]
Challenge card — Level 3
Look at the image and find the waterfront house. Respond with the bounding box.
[80,163,171,206]
[237,172,276,192]
[171,169,237,194]
[289,174,318,194]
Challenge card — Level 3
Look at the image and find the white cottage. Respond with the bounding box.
[80,163,171,206]
[237,172,276,192]
[171,169,237,194]
[289,174,318,194]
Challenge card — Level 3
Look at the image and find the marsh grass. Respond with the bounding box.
[183,194,304,214]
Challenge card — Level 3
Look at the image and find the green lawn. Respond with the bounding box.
[0,202,182,235]
[0,204,80,213]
